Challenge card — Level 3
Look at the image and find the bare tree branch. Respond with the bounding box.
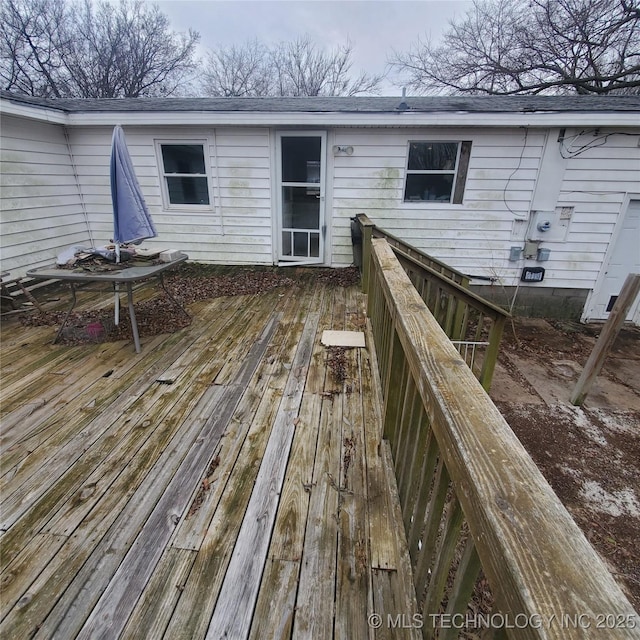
[201,40,272,97]
[0,0,199,97]
[200,34,384,97]
[389,0,640,95]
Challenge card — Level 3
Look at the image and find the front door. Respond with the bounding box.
[276,132,325,264]
[586,198,640,321]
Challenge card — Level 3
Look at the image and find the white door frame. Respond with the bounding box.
[274,130,327,265]
[582,193,640,322]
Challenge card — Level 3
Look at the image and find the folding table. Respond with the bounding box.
[27,256,189,353]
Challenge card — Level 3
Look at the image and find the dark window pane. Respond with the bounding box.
[282,231,292,256]
[162,144,206,174]
[309,232,320,257]
[293,231,309,256]
[404,174,454,202]
[282,186,319,229]
[281,137,321,183]
[167,176,210,205]
[408,142,458,171]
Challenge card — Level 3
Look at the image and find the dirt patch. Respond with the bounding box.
[491,317,640,611]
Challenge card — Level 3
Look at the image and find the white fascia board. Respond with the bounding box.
[0,98,68,125]
[65,110,640,128]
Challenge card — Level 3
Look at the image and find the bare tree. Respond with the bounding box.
[0,0,69,97]
[201,39,273,97]
[390,0,640,95]
[1,0,200,97]
[200,35,384,97]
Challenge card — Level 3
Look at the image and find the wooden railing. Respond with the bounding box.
[356,214,509,391]
[365,238,639,639]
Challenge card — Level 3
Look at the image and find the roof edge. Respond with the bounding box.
[2,91,639,128]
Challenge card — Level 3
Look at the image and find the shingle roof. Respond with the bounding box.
[2,91,639,114]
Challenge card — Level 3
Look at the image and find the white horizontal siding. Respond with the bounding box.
[66,126,274,265]
[329,127,546,269]
[540,129,640,288]
[328,126,640,293]
[3,114,638,287]
[0,116,90,277]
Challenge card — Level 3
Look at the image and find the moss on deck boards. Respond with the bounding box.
[0,269,418,640]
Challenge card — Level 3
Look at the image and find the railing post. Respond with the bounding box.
[356,214,375,295]
[479,315,506,392]
[571,273,640,405]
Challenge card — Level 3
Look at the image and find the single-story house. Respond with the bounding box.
[1,91,639,322]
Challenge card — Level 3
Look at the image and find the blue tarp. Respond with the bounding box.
[110,125,157,245]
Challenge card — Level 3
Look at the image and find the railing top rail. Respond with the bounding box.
[370,238,638,638]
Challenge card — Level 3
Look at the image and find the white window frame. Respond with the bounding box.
[155,139,213,210]
[403,140,469,205]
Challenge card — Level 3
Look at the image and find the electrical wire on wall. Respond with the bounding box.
[558,129,638,159]
[64,125,96,248]
[502,126,529,218]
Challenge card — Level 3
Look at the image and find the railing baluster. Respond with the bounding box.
[406,428,439,555]
[383,332,407,450]
[479,314,507,392]
[439,539,482,640]
[396,384,423,509]
[392,369,415,477]
[474,312,484,342]
[421,494,465,640]
[413,460,450,601]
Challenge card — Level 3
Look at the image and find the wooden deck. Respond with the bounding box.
[0,275,418,639]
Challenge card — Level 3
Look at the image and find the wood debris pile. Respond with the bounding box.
[164,269,297,305]
[326,346,348,385]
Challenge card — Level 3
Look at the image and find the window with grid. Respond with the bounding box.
[159,143,210,206]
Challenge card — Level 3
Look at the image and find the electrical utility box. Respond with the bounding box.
[528,208,573,242]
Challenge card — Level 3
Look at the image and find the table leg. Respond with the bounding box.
[54,283,78,344]
[127,282,141,353]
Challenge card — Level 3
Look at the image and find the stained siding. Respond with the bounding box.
[552,131,640,287]
[2,114,638,292]
[66,126,273,265]
[329,127,545,275]
[328,126,640,293]
[0,116,89,277]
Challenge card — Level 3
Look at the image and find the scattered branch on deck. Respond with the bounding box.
[187,456,220,517]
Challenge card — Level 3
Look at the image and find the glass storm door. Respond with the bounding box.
[277,132,325,263]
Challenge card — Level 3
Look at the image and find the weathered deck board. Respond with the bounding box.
[248,286,333,640]
[76,313,282,640]
[291,285,349,638]
[168,285,309,554]
[38,312,283,640]
[206,309,320,639]
[0,271,417,639]
[0,296,256,534]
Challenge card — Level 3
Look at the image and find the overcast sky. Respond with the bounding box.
[153,0,472,94]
